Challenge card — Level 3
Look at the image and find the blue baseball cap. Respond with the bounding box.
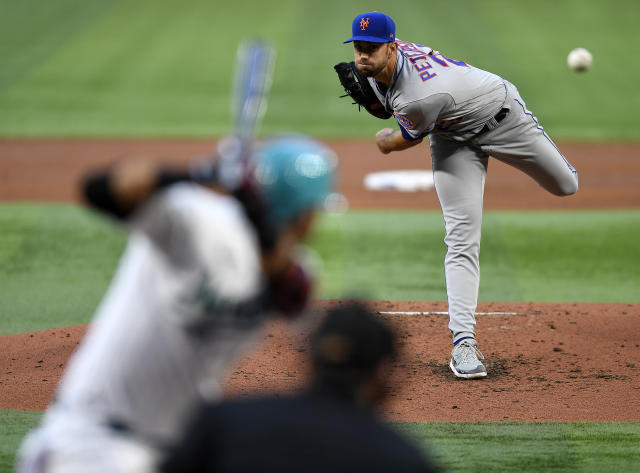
[344,11,396,44]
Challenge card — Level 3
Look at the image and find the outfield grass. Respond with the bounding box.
[1,204,639,336]
[311,209,640,302]
[0,203,126,335]
[2,410,638,473]
[0,0,638,139]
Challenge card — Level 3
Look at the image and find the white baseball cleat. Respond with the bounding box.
[449,339,487,379]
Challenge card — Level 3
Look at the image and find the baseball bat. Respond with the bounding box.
[190,39,276,188]
[232,38,276,145]
[213,38,276,189]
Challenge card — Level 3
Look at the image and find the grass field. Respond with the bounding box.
[1,204,639,336]
[0,410,42,473]
[2,410,639,473]
[1,0,639,139]
[1,1,639,472]
[399,422,640,472]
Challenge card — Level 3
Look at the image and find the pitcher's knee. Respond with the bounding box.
[558,173,578,196]
[548,171,578,196]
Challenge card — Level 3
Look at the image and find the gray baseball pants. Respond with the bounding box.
[429,80,578,345]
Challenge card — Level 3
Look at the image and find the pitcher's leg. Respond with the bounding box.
[430,136,488,344]
[491,122,578,195]
[483,83,578,196]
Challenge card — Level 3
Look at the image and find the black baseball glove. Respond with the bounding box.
[334,61,392,119]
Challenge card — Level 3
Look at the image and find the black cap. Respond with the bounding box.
[312,302,395,374]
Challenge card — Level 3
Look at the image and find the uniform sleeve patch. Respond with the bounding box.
[394,113,414,131]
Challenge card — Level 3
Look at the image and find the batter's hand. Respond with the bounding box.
[268,259,312,318]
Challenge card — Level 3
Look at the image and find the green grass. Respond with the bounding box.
[479,211,640,302]
[311,209,640,303]
[398,422,640,473]
[2,411,638,473]
[0,410,42,473]
[1,204,639,336]
[0,0,638,139]
[0,203,126,336]
[310,211,448,300]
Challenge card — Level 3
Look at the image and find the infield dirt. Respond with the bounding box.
[1,139,639,421]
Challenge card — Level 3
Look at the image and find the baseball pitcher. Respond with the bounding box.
[335,11,578,379]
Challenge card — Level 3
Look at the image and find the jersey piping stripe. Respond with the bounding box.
[381,51,406,97]
[395,50,406,80]
[514,97,543,131]
[374,52,406,119]
[514,98,577,174]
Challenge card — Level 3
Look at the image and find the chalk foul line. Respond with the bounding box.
[377,311,518,316]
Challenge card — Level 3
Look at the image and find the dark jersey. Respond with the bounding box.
[162,392,441,473]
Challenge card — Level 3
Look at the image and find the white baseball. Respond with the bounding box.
[567,47,593,71]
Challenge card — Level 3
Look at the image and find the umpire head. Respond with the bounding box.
[310,302,396,406]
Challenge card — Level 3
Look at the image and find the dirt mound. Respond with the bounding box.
[2,301,638,421]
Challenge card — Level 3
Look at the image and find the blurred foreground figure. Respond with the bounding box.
[15,135,338,473]
[161,302,442,473]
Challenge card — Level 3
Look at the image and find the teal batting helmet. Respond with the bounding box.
[251,135,339,228]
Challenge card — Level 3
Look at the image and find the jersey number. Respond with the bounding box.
[397,41,468,82]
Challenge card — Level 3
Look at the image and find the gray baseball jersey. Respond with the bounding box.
[369,39,578,346]
[370,39,507,142]
[17,183,269,473]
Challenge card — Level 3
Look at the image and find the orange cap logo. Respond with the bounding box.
[360,18,370,30]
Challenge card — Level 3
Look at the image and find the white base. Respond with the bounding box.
[364,170,434,192]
